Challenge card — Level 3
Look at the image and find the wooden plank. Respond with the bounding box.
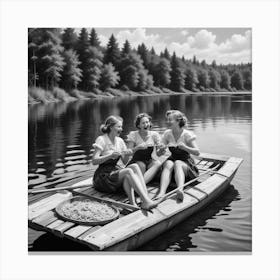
[199,152,230,162]
[78,226,102,241]
[194,159,242,195]
[185,188,207,201]
[47,219,65,230]
[32,211,58,227]
[32,210,55,224]
[64,225,92,240]
[28,193,53,205]
[53,221,75,235]
[82,194,198,250]
[28,192,72,220]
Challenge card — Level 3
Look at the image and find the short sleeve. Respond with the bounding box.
[152,131,161,145]
[126,131,136,143]
[184,130,196,143]
[92,136,105,151]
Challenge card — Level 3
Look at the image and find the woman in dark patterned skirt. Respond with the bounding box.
[92,115,160,210]
[126,113,165,184]
[155,110,200,199]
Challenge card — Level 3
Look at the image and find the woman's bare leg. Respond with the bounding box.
[127,163,147,194]
[119,168,160,210]
[174,160,187,188]
[144,160,162,184]
[122,176,136,206]
[156,160,174,198]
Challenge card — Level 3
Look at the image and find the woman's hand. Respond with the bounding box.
[156,144,167,156]
[177,143,186,150]
[110,151,121,159]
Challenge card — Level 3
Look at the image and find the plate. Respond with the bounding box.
[55,196,119,226]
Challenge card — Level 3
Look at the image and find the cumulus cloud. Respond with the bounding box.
[97,28,251,64]
[219,30,251,53]
[187,29,217,49]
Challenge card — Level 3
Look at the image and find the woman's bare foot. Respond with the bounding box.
[141,199,161,210]
[154,192,165,200]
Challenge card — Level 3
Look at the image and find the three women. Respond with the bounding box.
[92,110,200,209]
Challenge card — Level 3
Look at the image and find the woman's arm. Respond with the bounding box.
[92,149,119,165]
[177,140,200,156]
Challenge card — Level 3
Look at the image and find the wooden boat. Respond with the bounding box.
[28,153,243,251]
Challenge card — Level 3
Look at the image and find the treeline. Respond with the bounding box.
[28,28,252,102]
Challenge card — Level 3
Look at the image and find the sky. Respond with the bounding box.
[92,28,251,65]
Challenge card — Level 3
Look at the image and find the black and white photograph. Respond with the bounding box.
[28,27,252,252]
[1,0,280,279]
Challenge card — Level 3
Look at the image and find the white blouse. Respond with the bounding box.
[127,130,161,146]
[92,134,127,156]
[161,129,196,146]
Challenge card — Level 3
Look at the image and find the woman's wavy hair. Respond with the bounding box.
[166,110,188,128]
[100,115,123,134]
[134,113,152,129]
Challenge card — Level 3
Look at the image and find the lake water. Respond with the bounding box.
[28,93,252,252]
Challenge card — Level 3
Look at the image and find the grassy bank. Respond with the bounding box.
[28,86,251,105]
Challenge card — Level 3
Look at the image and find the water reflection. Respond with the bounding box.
[28,94,251,189]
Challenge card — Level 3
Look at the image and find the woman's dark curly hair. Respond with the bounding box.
[134,113,152,129]
[100,115,123,134]
[166,110,188,128]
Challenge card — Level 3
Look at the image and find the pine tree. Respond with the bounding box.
[192,55,197,65]
[231,71,244,90]
[62,28,78,50]
[208,68,221,90]
[89,28,100,48]
[104,34,121,69]
[185,67,198,91]
[211,60,217,68]
[76,28,90,90]
[60,49,82,90]
[150,47,156,55]
[197,69,210,89]
[201,60,207,68]
[163,48,170,60]
[119,52,150,91]
[99,63,120,90]
[220,70,231,90]
[170,52,185,92]
[137,43,149,68]
[36,29,65,89]
[154,58,171,87]
[122,40,131,56]
[242,69,252,90]
[86,46,104,90]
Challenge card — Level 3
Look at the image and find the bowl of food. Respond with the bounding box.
[55,196,119,226]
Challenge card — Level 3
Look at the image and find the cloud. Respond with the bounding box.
[187,29,217,49]
[97,28,251,64]
[181,30,189,36]
[219,30,251,53]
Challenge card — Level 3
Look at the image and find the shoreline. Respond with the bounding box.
[28,87,252,105]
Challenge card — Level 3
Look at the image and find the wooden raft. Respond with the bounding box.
[28,153,243,251]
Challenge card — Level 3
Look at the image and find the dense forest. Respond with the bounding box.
[28,28,252,103]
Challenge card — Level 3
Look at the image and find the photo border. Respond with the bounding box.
[0,0,280,279]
